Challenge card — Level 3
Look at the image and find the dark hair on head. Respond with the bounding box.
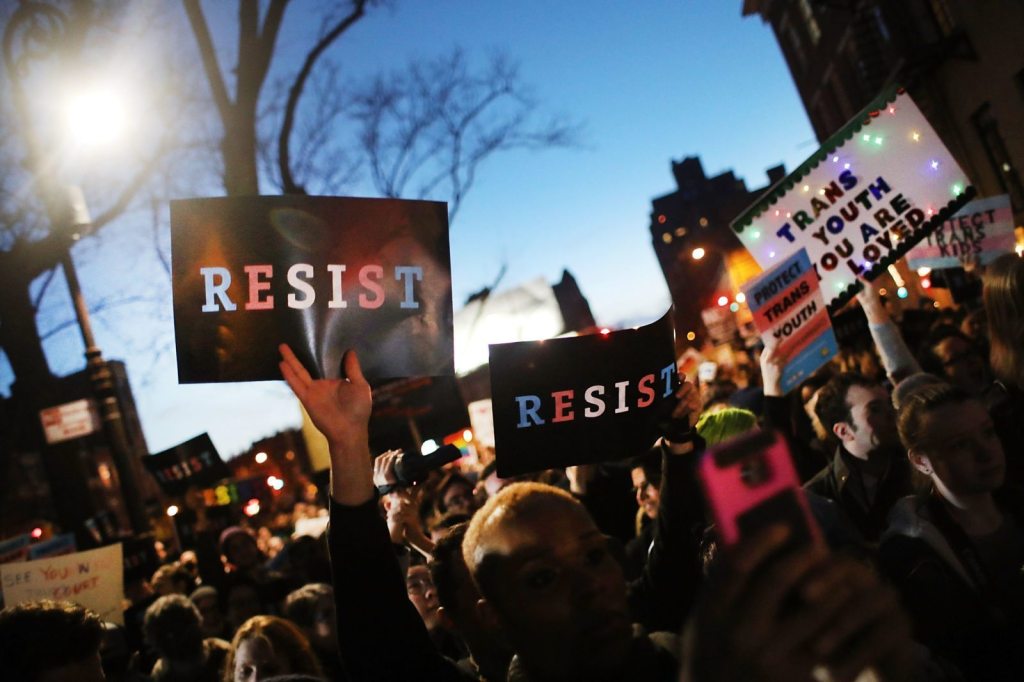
[0,600,104,681]
[702,379,738,409]
[800,366,834,394]
[283,583,333,630]
[435,471,474,513]
[431,510,472,534]
[224,615,323,682]
[814,373,878,432]
[984,253,1024,388]
[628,446,662,490]
[219,573,264,613]
[429,522,470,612]
[918,324,977,375]
[143,594,203,660]
[897,382,972,454]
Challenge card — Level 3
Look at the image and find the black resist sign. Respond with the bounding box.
[143,433,231,496]
[489,312,677,477]
[171,196,454,384]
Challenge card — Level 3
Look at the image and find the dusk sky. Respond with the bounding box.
[2,1,819,456]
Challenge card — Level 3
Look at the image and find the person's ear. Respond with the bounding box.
[832,421,854,443]
[908,449,934,476]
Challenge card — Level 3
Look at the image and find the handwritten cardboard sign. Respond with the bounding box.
[144,433,231,497]
[489,312,677,476]
[742,249,837,393]
[731,86,975,314]
[905,194,1016,269]
[171,196,454,384]
[1,544,124,625]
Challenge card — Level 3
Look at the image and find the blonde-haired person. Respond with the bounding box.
[985,253,1024,486]
[224,615,323,682]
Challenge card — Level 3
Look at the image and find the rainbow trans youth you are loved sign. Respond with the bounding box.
[730,86,976,314]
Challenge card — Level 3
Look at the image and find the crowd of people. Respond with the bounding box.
[1,252,1021,681]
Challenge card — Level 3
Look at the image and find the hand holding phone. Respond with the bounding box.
[698,429,822,550]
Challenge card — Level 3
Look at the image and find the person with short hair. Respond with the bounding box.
[462,481,677,681]
[807,372,913,542]
[143,594,230,682]
[435,471,477,517]
[429,523,514,682]
[0,600,105,682]
[282,583,345,681]
[918,324,993,399]
[191,585,228,640]
[151,563,194,597]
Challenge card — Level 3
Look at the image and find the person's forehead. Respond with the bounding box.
[445,481,472,496]
[847,383,886,405]
[483,501,599,560]
[935,336,969,355]
[238,636,273,661]
[926,401,991,434]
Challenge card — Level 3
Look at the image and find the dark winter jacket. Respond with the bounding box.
[879,490,1024,680]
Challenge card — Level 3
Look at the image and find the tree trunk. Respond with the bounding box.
[0,251,55,398]
[221,105,261,196]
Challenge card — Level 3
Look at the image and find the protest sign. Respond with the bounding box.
[0,534,31,564]
[731,86,975,314]
[741,249,837,393]
[191,476,265,510]
[467,399,496,449]
[294,516,330,539]
[830,304,871,347]
[171,196,454,384]
[905,194,1015,269]
[368,375,469,456]
[144,433,231,497]
[28,533,76,560]
[1,544,124,625]
[489,312,677,476]
[122,536,160,584]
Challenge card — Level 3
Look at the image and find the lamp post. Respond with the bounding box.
[4,1,149,535]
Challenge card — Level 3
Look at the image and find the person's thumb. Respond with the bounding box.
[342,349,367,384]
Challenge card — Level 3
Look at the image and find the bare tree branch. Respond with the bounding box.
[39,294,153,341]
[278,0,367,194]
[182,0,233,123]
[349,49,582,224]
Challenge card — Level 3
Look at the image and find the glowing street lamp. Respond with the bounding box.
[62,85,130,149]
[3,3,147,535]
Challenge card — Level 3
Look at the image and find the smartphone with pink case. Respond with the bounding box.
[699,429,823,549]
